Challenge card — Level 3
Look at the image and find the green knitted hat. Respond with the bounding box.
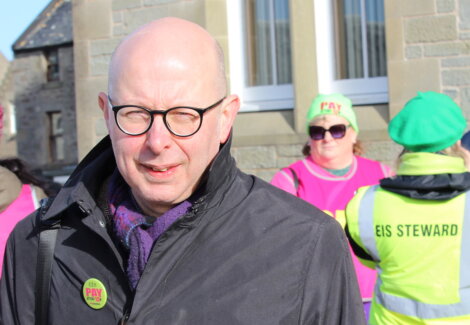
[306,94,359,133]
[389,91,466,152]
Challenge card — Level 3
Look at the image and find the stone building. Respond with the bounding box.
[12,0,77,174]
[11,0,469,181]
[71,0,470,182]
[0,52,17,158]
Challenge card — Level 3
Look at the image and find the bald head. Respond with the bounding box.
[98,18,240,216]
[108,17,227,102]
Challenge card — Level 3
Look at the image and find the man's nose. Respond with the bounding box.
[145,115,173,152]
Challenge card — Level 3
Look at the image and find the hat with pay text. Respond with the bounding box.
[306,93,359,133]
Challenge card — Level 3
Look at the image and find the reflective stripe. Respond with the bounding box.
[31,185,41,209]
[358,185,380,262]
[358,187,470,319]
[461,193,470,291]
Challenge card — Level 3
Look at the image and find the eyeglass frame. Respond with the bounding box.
[108,96,225,137]
[308,124,351,140]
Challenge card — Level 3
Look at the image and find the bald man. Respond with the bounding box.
[0,18,364,324]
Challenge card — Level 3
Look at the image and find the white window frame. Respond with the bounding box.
[226,0,294,112]
[314,0,388,105]
[9,103,16,135]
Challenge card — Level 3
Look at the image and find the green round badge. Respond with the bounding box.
[82,278,107,309]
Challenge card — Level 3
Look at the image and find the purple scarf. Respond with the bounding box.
[108,171,191,289]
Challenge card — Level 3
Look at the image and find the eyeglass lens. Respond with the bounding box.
[309,124,347,140]
[116,107,201,136]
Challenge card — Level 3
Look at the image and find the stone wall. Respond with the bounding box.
[232,138,402,182]
[0,53,17,157]
[387,0,470,121]
[13,45,77,169]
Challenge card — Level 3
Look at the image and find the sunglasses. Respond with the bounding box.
[309,124,350,140]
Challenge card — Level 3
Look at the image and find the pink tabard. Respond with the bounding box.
[271,155,392,300]
[0,184,39,276]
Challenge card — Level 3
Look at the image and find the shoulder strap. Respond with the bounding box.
[282,167,300,197]
[287,167,299,191]
[35,197,59,325]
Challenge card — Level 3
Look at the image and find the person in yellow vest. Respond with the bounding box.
[346,91,470,324]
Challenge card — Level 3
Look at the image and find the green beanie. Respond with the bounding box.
[389,91,466,152]
[306,93,359,133]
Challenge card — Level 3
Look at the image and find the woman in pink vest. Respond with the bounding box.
[0,105,50,276]
[0,159,48,277]
[271,93,393,320]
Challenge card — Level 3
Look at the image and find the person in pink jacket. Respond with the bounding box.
[0,163,47,277]
[0,106,49,276]
[271,93,392,320]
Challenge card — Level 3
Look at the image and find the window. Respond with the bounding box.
[45,48,60,82]
[245,0,292,86]
[315,0,388,104]
[0,103,17,137]
[8,103,16,135]
[227,0,293,111]
[48,111,64,162]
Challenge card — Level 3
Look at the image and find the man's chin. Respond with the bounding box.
[130,187,176,215]
[139,197,177,217]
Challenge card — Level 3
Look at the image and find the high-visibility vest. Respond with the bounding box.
[346,185,470,324]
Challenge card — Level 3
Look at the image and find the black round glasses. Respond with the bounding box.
[108,96,225,137]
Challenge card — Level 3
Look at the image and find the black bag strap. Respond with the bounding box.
[283,167,299,196]
[287,167,299,190]
[35,198,59,325]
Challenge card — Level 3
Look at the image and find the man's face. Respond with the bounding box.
[103,85,231,217]
[99,41,236,216]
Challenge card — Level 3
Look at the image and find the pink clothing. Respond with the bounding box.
[0,184,40,276]
[271,155,392,300]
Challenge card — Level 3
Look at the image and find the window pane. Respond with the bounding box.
[48,111,64,162]
[46,48,60,82]
[245,0,292,87]
[246,0,272,86]
[335,0,386,80]
[336,0,364,79]
[366,0,387,77]
[9,104,16,135]
[274,0,292,84]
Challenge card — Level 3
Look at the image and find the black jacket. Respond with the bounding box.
[1,136,365,325]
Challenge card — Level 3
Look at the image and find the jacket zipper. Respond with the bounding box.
[119,289,136,324]
[119,309,130,325]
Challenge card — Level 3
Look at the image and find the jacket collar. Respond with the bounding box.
[42,134,236,222]
[191,133,236,204]
[396,152,467,175]
[380,152,470,200]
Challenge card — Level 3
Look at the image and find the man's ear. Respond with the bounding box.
[98,92,109,120]
[98,92,113,134]
[219,94,240,144]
